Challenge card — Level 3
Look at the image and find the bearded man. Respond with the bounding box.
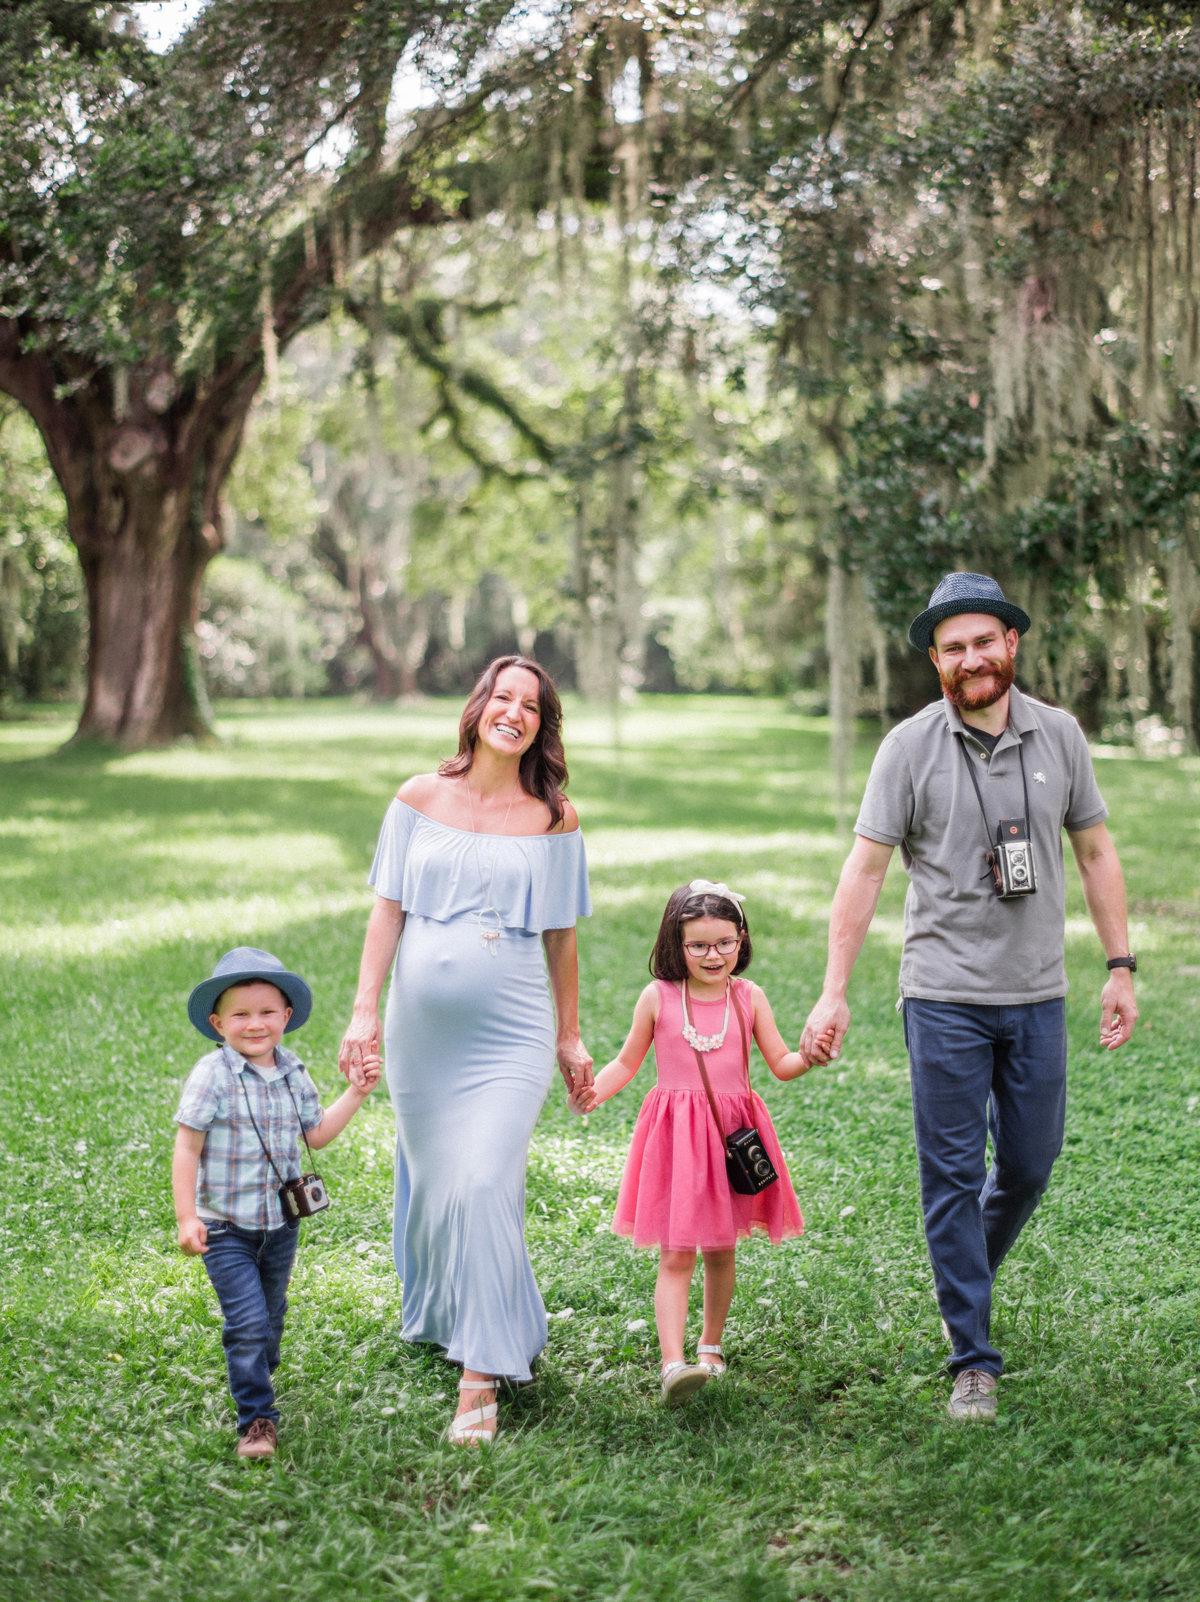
[801,572,1137,1420]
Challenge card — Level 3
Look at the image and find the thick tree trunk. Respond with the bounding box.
[2,331,253,748]
[74,506,216,747]
[45,414,244,748]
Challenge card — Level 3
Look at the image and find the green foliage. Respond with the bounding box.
[1,697,1199,1600]
[195,556,345,699]
[0,405,82,702]
[839,375,991,634]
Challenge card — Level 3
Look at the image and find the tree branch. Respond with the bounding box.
[345,293,559,465]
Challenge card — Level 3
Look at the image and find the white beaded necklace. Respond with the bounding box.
[679,979,731,1054]
[463,778,516,955]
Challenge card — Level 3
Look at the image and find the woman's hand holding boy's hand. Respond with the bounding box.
[567,1083,599,1116]
[354,1052,383,1095]
[339,1009,381,1089]
[178,1216,209,1256]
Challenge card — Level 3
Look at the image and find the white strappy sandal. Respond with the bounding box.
[698,1344,727,1376]
[447,1377,499,1445]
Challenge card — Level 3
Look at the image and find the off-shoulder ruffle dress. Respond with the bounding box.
[612,978,802,1251]
[369,800,591,1382]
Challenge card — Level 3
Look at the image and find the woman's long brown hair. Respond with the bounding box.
[438,655,569,830]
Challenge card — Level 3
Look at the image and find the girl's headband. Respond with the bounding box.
[686,877,747,926]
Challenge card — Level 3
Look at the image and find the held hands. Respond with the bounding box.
[354,1052,383,1094]
[800,998,850,1066]
[556,1035,594,1096]
[567,1082,600,1116]
[177,1216,209,1256]
[777,1028,836,1080]
[339,1010,382,1090]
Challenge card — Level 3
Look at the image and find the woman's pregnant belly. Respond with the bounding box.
[392,913,555,1070]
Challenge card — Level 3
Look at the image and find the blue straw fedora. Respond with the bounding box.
[908,571,1031,653]
[187,947,313,1042]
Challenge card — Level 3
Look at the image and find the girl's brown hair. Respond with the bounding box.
[649,885,752,982]
[438,655,569,830]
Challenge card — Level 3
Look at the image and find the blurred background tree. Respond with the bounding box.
[3,0,1200,768]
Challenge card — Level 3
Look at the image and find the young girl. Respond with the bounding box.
[570,879,826,1403]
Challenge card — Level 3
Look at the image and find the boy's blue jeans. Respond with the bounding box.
[203,1220,298,1432]
[902,997,1067,1378]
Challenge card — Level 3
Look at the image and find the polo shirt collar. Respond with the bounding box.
[941,683,1040,748]
[219,1043,304,1077]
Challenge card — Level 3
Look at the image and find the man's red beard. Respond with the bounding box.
[939,654,1015,710]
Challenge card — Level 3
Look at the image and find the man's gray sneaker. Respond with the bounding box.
[946,1367,997,1421]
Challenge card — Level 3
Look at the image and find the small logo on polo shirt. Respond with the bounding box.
[1034,771,1047,783]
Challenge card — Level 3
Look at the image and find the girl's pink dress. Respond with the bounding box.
[612,978,803,1250]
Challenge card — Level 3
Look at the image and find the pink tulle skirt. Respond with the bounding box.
[612,1087,802,1251]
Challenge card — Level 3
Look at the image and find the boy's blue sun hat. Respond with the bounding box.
[908,572,1031,653]
[188,947,313,1042]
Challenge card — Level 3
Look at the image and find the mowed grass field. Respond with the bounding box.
[1,695,1199,1602]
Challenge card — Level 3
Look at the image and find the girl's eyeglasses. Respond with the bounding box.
[683,937,741,957]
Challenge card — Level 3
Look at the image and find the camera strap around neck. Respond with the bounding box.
[958,728,1032,863]
[682,981,752,1141]
[234,1063,316,1184]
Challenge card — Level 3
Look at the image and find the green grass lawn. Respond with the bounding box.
[1,695,1199,1602]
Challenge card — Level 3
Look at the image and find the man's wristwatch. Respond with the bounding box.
[1106,954,1137,973]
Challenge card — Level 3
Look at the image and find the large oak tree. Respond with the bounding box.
[0,0,586,745]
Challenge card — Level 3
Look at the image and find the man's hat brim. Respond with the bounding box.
[908,597,1031,653]
[188,966,313,1042]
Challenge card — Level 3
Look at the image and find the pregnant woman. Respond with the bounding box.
[338,656,593,1444]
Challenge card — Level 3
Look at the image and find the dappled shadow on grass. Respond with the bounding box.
[6,700,1200,1601]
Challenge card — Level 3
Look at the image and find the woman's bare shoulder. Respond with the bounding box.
[549,798,580,834]
[395,773,443,808]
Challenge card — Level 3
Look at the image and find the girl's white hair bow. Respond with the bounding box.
[687,878,746,923]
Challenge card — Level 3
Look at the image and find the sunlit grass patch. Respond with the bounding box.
[1,695,1199,1602]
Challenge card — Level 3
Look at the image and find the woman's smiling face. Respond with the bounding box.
[477,664,542,759]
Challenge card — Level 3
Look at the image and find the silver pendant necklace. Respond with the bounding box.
[679,980,731,1053]
[463,779,515,955]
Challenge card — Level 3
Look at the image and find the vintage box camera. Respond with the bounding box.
[725,1125,779,1195]
[992,817,1038,899]
[278,1172,331,1222]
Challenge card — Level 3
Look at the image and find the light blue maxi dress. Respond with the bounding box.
[369,799,592,1382]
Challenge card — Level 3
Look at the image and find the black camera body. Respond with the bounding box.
[278,1172,330,1222]
[725,1126,778,1195]
[992,817,1038,899]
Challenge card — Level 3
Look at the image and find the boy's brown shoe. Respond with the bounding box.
[236,1418,277,1459]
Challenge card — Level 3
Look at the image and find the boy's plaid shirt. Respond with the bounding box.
[176,1044,324,1229]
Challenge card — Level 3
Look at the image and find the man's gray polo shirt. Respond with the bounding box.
[855,685,1108,1006]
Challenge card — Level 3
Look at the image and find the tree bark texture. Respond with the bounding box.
[0,332,255,746]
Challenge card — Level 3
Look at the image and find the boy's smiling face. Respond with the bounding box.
[209,981,292,1067]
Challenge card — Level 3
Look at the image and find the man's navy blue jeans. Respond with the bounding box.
[203,1219,298,1432]
[902,997,1067,1377]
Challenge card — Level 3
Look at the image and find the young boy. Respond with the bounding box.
[173,947,380,1460]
